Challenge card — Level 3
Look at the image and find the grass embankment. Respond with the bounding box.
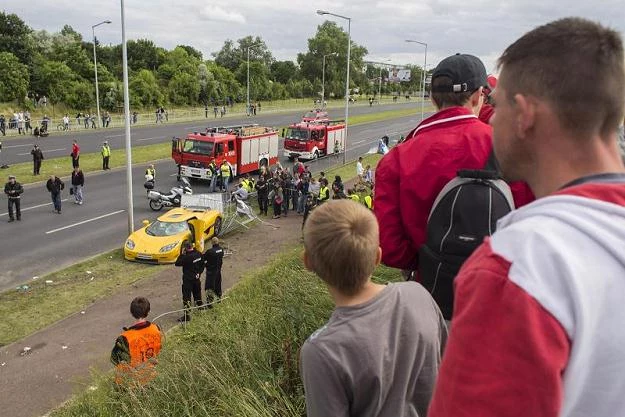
[0,250,159,346]
[14,105,418,185]
[0,153,384,347]
[52,249,403,417]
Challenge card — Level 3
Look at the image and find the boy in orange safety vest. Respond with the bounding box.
[111,297,163,385]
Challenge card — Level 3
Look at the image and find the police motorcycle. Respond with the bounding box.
[145,176,193,211]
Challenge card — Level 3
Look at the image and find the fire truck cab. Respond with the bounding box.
[172,124,279,181]
[282,120,346,161]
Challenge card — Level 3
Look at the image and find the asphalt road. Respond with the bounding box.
[0,102,419,165]
[0,110,428,292]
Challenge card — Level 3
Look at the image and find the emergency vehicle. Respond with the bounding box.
[172,124,279,181]
[282,120,346,161]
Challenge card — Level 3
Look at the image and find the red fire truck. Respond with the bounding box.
[172,124,279,181]
[282,120,346,161]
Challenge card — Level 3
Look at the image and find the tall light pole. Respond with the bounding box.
[321,52,336,108]
[120,0,133,234]
[405,39,427,121]
[246,42,262,116]
[92,20,111,128]
[377,59,391,105]
[317,10,351,165]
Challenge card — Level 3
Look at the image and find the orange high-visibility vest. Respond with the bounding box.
[115,323,162,385]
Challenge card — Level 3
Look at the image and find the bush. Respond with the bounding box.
[52,248,402,416]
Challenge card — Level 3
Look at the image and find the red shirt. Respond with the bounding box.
[374,107,534,271]
[72,143,80,157]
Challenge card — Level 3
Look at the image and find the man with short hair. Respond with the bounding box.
[30,144,44,175]
[4,175,23,222]
[101,141,111,170]
[71,140,80,168]
[356,156,364,178]
[203,237,224,307]
[301,200,446,417]
[111,297,162,385]
[175,241,204,322]
[46,175,64,214]
[429,18,625,417]
[71,167,84,205]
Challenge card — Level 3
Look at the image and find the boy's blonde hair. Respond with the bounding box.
[303,200,379,295]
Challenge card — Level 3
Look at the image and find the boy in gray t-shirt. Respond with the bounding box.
[301,200,447,417]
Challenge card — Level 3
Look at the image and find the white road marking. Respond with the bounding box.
[17,148,65,156]
[0,199,69,217]
[105,134,124,138]
[2,143,33,149]
[137,136,163,142]
[45,210,125,234]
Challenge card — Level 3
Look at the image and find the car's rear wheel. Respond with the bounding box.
[149,199,163,211]
[213,217,222,237]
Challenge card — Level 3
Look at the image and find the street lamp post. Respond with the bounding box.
[405,39,427,121]
[92,20,111,128]
[377,59,391,105]
[120,0,133,234]
[317,10,351,165]
[321,53,336,108]
[246,42,262,117]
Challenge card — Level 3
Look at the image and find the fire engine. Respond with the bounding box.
[282,120,346,161]
[172,124,279,181]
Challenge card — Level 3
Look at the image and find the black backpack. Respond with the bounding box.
[418,151,515,320]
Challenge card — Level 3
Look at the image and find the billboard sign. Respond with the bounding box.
[387,68,411,83]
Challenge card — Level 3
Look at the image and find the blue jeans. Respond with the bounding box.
[222,176,230,191]
[51,193,62,211]
[73,185,83,203]
[209,176,217,193]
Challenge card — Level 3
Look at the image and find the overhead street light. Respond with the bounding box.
[92,20,112,129]
[119,1,133,234]
[321,52,337,108]
[246,41,262,116]
[317,10,351,165]
[405,39,427,122]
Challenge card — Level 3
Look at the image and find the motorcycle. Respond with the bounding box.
[146,177,192,211]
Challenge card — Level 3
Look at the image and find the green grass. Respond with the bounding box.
[13,106,414,185]
[51,248,403,417]
[0,249,161,346]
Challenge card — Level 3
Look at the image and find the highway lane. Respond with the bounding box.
[0,102,420,165]
[0,112,426,291]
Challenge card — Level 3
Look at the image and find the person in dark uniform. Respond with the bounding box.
[255,175,269,215]
[4,175,23,222]
[174,241,204,322]
[30,144,44,175]
[203,237,224,307]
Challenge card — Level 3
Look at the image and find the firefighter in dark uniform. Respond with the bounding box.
[4,175,23,222]
[175,241,204,322]
[203,237,224,307]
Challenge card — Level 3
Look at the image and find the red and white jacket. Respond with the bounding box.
[429,177,625,417]
[374,106,534,271]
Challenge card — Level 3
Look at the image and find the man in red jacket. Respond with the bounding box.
[478,74,498,124]
[429,18,625,417]
[374,53,534,273]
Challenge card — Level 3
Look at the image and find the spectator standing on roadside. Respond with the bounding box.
[429,18,625,417]
[4,175,23,222]
[271,183,284,219]
[301,200,446,417]
[30,144,44,175]
[17,112,24,135]
[24,111,32,133]
[46,175,64,214]
[63,114,70,131]
[356,157,364,178]
[101,141,111,170]
[71,166,84,205]
[175,241,204,322]
[255,175,269,215]
[83,113,90,129]
[111,297,162,385]
[0,114,5,136]
[71,140,80,168]
[203,237,224,307]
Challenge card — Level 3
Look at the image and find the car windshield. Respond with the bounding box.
[146,220,189,236]
[183,139,214,155]
[286,128,310,140]
[303,111,318,119]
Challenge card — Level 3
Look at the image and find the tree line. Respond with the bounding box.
[0,12,427,112]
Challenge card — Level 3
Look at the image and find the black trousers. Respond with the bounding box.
[205,270,222,303]
[258,195,268,214]
[33,160,42,175]
[182,279,203,318]
[103,156,109,170]
[72,156,79,168]
[8,198,20,220]
[273,201,281,217]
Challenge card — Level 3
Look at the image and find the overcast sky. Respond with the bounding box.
[3,0,624,73]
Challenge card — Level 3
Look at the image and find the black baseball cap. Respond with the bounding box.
[431,53,487,93]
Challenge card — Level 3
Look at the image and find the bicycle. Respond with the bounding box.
[57,122,70,131]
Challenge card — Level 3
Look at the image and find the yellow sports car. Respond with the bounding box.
[124,207,222,263]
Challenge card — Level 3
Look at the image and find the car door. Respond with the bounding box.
[187,218,205,253]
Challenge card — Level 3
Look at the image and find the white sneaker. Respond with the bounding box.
[78,201,83,205]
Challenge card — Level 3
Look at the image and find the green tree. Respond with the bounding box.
[31,61,76,104]
[235,61,272,101]
[205,62,242,104]
[270,60,298,84]
[213,36,273,72]
[0,12,34,65]
[177,45,203,61]
[297,21,368,98]
[168,72,200,106]
[129,69,163,107]
[0,52,29,102]
[127,39,164,72]
[65,80,94,110]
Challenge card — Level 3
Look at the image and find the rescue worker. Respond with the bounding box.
[110,297,162,385]
[145,164,156,181]
[4,175,23,222]
[255,175,269,215]
[30,144,44,175]
[364,194,373,210]
[208,159,217,192]
[318,178,330,203]
[348,188,360,203]
[175,241,204,322]
[220,160,231,191]
[101,141,111,170]
[203,237,224,307]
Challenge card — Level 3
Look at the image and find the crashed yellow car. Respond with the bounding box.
[124,207,222,263]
